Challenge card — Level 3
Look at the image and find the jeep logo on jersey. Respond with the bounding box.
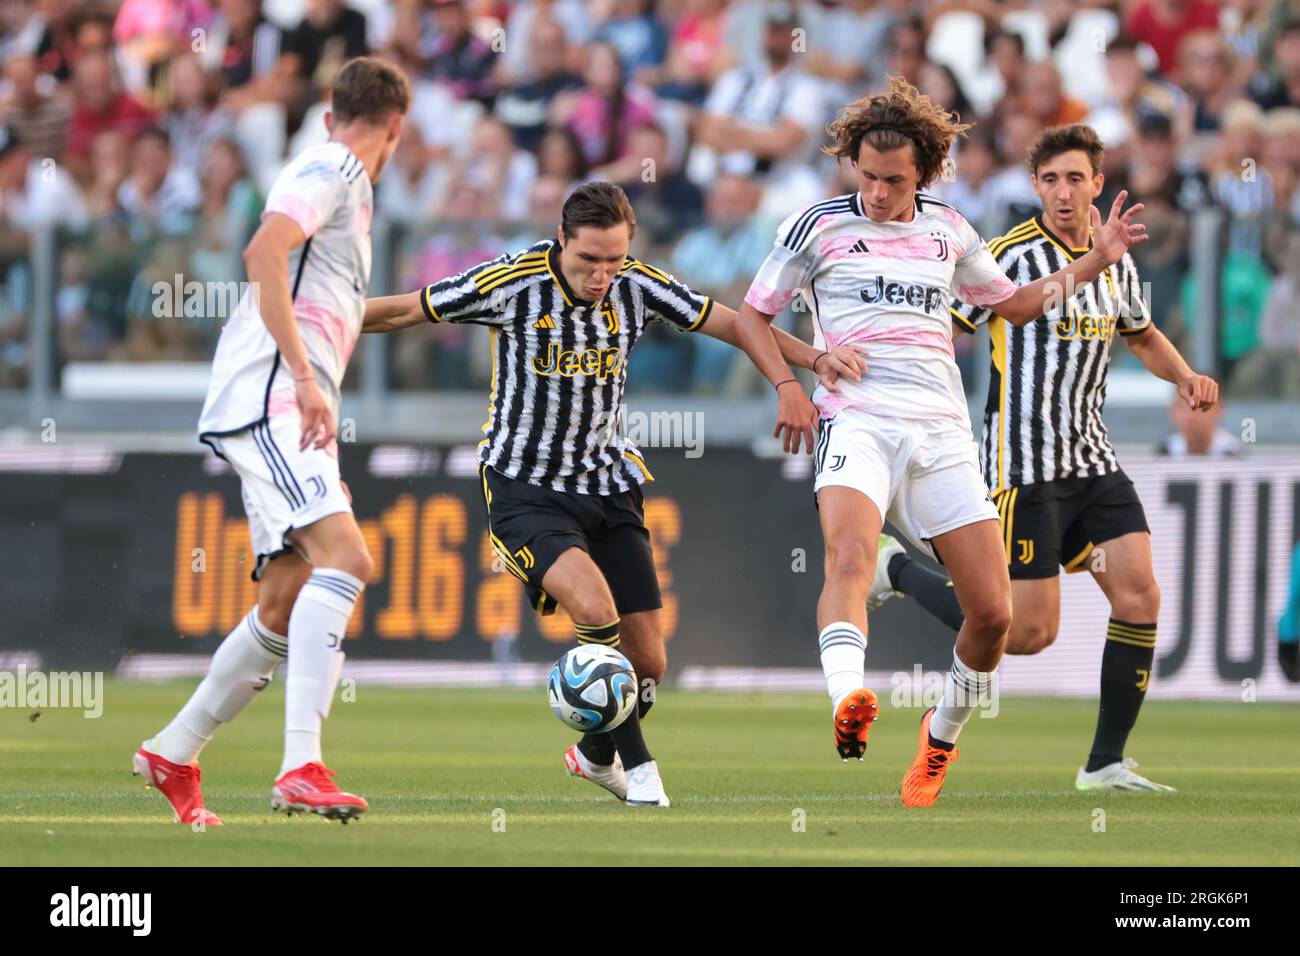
[1054,311,1118,341]
[532,343,623,380]
[859,276,947,315]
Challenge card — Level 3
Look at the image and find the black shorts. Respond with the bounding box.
[996,470,1149,580]
[479,464,663,616]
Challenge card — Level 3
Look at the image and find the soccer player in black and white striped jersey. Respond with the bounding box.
[872,123,1219,792]
[363,181,865,805]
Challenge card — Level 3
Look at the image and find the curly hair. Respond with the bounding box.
[823,76,973,189]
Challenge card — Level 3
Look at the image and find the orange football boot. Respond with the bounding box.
[833,688,879,761]
[900,707,960,807]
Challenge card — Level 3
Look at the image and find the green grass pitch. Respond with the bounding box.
[1,681,1297,866]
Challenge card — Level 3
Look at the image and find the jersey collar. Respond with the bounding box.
[1034,211,1092,261]
[547,240,595,308]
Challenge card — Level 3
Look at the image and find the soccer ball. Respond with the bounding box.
[547,645,637,734]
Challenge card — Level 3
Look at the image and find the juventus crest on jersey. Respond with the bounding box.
[951,214,1152,491]
[745,191,1017,426]
[421,240,712,495]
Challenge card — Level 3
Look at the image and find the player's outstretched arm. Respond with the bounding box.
[1124,325,1219,410]
[243,213,332,451]
[732,301,822,454]
[362,292,426,333]
[701,303,868,391]
[991,190,1149,326]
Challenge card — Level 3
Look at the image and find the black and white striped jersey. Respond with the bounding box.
[951,214,1152,492]
[421,239,713,495]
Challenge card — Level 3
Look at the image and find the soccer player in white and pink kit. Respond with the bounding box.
[733,77,1149,807]
[132,58,410,825]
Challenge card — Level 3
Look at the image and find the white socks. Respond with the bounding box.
[281,569,362,776]
[930,650,994,745]
[150,609,287,765]
[819,621,867,711]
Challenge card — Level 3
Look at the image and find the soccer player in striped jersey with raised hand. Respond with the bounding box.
[732,78,1150,807]
[362,181,865,806]
[132,59,410,825]
[870,123,1218,791]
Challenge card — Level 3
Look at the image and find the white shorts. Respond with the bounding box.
[813,411,999,562]
[205,414,351,580]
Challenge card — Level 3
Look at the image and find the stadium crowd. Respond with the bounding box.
[0,0,1297,396]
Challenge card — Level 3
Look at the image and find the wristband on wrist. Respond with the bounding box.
[774,378,799,390]
[812,351,829,375]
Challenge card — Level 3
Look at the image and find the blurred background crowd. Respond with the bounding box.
[0,0,1297,404]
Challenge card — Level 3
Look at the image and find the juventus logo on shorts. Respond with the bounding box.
[306,476,327,500]
[828,455,846,472]
[1017,538,1035,564]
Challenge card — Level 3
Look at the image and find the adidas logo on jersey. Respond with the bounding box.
[533,314,556,330]
[848,239,870,256]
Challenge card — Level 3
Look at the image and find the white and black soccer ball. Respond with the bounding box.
[547,645,637,734]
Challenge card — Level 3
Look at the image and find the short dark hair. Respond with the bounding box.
[331,56,411,125]
[560,181,637,239]
[1027,123,1106,176]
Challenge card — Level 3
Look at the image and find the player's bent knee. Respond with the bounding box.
[568,596,619,627]
[824,539,874,586]
[1112,578,1161,623]
[1009,621,1056,654]
[965,601,1012,641]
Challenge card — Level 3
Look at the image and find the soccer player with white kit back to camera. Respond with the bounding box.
[733,77,1150,807]
[131,57,411,826]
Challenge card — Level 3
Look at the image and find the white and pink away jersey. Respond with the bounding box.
[198,141,373,442]
[745,190,1015,424]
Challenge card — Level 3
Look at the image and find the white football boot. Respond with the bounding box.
[1075,757,1177,792]
[868,534,906,611]
[625,760,671,807]
[564,743,628,800]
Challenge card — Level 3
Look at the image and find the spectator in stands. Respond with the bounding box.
[1209,99,1274,259]
[112,0,213,95]
[982,102,1040,232]
[0,51,70,163]
[282,0,368,94]
[116,127,201,242]
[1125,0,1221,79]
[85,129,133,222]
[614,122,703,246]
[536,124,589,190]
[1252,18,1300,110]
[161,53,236,181]
[1230,229,1300,398]
[493,18,581,153]
[65,48,155,182]
[596,0,668,79]
[435,115,536,221]
[1177,29,1244,134]
[0,121,86,233]
[1097,32,1183,131]
[931,121,1003,238]
[966,26,1026,115]
[1127,112,1208,338]
[496,0,595,85]
[646,0,731,104]
[555,40,657,168]
[12,0,80,83]
[420,0,496,107]
[191,137,261,287]
[1024,61,1089,129]
[1261,106,1300,269]
[804,0,893,107]
[1156,388,1245,456]
[690,1,826,216]
[203,0,290,110]
[375,122,446,227]
[879,15,926,89]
